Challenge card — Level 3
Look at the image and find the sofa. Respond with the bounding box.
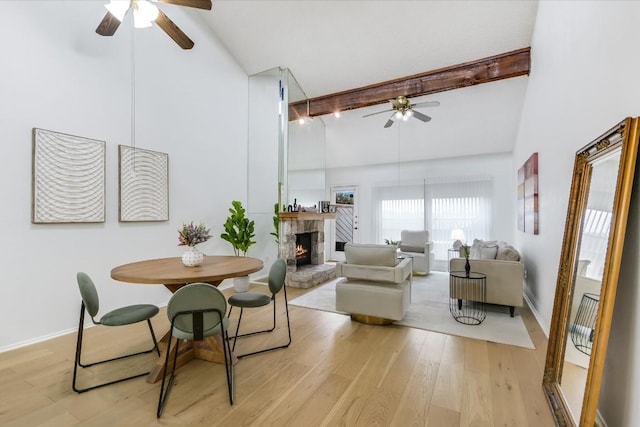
[449,239,524,317]
[397,230,434,275]
[335,243,413,324]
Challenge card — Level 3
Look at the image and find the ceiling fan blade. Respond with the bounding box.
[155,10,195,49]
[157,0,212,10]
[412,110,432,122]
[384,113,396,128]
[96,11,121,36]
[412,100,440,108]
[363,108,394,118]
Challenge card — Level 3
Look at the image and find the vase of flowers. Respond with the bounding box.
[178,222,212,267]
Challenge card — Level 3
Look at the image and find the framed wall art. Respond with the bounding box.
[119,145,169,222]
[517,152,539,234]
[31,128,106,224]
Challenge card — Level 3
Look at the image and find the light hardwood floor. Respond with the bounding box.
[0,283,556,426]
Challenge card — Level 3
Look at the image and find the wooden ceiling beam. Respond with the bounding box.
[288,47,530,121]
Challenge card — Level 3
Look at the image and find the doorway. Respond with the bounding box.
[329,186,359,262]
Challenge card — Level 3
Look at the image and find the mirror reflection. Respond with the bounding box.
[286,71,326,210]
[561,149,620,422]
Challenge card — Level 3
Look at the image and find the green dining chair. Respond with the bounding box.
[73,272,160,393]
[157,283,234,418]
[227,258,291,358]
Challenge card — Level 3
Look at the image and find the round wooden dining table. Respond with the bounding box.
[111,255,263,383]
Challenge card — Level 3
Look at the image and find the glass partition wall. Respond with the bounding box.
[247,68,326,266]
[286,72,326,211]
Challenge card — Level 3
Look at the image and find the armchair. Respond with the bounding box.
[335,243,412,324]
[398,230,434,275]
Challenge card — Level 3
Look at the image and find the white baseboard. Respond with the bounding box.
[524,290,550,337]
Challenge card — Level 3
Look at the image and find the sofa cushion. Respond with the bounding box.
[344,243,397,267]
[497,245,521,261]
[399,244,424,253]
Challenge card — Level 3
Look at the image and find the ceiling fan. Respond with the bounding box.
[96,0,213,50]
[363,95,440,128]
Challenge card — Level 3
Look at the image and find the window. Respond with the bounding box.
[372,177,492,261]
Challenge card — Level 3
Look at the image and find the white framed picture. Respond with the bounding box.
[32,128,106,223]
[119,145,169,222]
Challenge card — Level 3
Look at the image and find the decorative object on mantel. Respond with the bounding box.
[460,244,471,277]
[31,128,106,224]
[119,145,168,222]
[178,222,211,267]
[220,200,256,292]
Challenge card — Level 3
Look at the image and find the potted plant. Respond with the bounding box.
[178,222,212,267]
[220,200,256,292]
[384,238,400,249]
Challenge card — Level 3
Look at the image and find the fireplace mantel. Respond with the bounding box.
[279,212,337,221]
[278,212,336,288]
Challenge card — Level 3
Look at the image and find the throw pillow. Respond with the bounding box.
[497,245,521,261]
[478,245,498,259]
[469,239,499,259]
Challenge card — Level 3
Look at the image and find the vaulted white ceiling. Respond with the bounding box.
[197,1,539,161]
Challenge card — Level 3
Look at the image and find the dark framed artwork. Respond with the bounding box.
[518,152,539,234]
[329,205,337,213]
[31,128,106,223]
[118,145,169,222]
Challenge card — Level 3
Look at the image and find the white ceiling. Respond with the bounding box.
[202,1,539,98]
[194,1,540,161]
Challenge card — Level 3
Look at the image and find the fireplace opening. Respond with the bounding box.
[296,232,312,266]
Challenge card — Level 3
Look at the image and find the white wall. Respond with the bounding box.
[0,1,251,350]
[513,1,640,424]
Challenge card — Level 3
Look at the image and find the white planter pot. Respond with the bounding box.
[233,275,250,293]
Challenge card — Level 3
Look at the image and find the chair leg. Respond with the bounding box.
[230,300,278,344]
[147,319,161,357]
[222,330,234,405]
[235,288,293,359]
[157,335,180,418]
[72,303,156,393]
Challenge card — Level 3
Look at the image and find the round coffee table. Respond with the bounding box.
[449,270,487,325]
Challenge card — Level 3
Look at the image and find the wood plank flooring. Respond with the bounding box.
[0,283,556,426]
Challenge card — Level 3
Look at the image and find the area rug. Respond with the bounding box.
[290,271,535,349]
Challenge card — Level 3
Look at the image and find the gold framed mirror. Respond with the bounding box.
[543,117,640,426]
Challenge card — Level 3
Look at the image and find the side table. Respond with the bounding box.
[570,292,600,355]
[447,248,460,272]
[449,271,487,325]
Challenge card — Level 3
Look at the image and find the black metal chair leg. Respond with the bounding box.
[234,289,293,359]
[73,303,158,393]
[157,335,180,417]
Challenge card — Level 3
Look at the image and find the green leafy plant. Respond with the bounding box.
[384,238,400,247]
[460,244,471,259]
[220,200,256,256]
[178,222,212,246]
[271,203,280,244]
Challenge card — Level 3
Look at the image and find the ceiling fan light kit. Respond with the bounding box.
[96,0,212,49]
[363,95,440,128]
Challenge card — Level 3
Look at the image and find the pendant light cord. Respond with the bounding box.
[130,20,136,172]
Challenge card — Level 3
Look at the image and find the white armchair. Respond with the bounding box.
[398,230,434,275]
[335,243,412,324]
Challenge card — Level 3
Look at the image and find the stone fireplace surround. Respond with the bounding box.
[279,212,337,288]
